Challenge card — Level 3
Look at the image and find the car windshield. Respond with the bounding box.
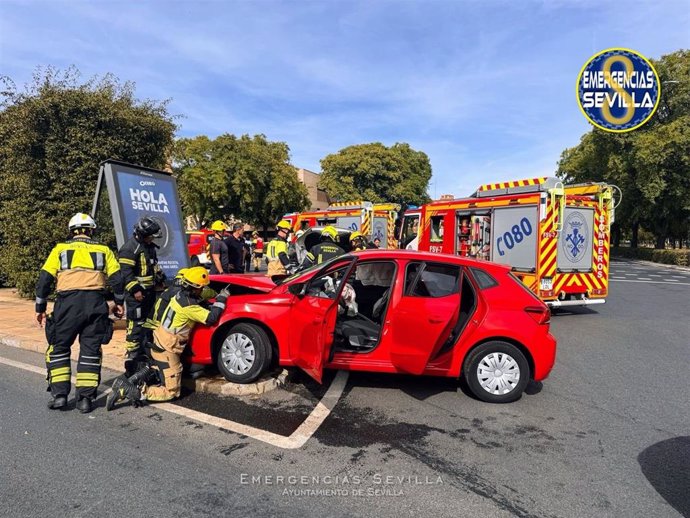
[274,254,349,286]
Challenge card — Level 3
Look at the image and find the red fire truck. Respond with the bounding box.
[283,201,400,248]
[399,177,616,307]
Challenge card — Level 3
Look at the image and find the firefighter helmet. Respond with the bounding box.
[180,266,210,289]
[210,220,227,232]
[276,220,292,232]
[349,230,363,242]
[321,226,338,241]
[68,213,97,231]
[134,217,161,238]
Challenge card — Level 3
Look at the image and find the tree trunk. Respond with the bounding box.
[631,222,639,248]
[655,234,666,250]
[612,223,621,247]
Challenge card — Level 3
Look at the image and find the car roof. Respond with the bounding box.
[349,249,512,273]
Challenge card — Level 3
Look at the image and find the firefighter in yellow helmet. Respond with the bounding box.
[349,230,371,252]
[302,226,346,267]
[209,220,230,274]
[107,267,229,408]
[265,220,293,280]
[36,213,125,413]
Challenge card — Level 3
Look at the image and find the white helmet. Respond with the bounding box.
[68,213,97,231]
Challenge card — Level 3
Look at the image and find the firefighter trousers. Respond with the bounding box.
[124,289,156,360]
[44,291,111,400]
[142,345,183,402]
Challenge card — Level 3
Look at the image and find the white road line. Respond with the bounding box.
[637,277,652,280]
[0,355,348,449]
[610,279,690,286]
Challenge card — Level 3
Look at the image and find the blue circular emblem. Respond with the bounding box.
[562,211,589,263]
[577,48,661,132]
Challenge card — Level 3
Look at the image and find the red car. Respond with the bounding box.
[189,250,556,403]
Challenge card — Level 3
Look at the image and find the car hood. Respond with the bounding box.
[209,273,277,293]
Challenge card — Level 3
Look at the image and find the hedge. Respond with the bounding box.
[611,247,690,266]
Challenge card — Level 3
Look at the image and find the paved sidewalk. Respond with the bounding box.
[0,288,287,395]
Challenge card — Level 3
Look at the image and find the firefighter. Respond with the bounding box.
[302,226,346,267]
[251,231,264,272]
[35,213,124,413]
[265,220,293,280]
[118,216,161,373]
[349,230,372,252]
[208,220,229,274]
[106,267,228,407]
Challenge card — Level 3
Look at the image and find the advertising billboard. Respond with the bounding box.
[102,160,189,280]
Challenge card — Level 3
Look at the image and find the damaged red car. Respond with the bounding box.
[188,250,556,403]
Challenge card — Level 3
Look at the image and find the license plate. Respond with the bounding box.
[540,278,553,291]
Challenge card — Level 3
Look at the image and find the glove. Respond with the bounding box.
[216,287,231,303]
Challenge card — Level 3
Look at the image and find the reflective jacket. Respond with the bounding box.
[153,290,225,353]
[118,236,159,294]
[304,242,346,267]
[266,236,290,277]
[35,236,124,313]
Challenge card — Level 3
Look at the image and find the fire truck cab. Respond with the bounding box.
[283,201,400,249]
[400,177,615,307]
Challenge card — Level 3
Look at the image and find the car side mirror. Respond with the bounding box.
[288,282,306,297]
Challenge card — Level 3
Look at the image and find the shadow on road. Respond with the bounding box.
[638,436,690,517]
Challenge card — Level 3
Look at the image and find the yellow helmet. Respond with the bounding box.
[175,268,188,280]
[180,266,210,289]
[349,230,363,241]
[276,220,292,232]
[322,226,338,240]
[210,220,227,232]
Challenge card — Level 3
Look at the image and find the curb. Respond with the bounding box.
[0,333,289,397]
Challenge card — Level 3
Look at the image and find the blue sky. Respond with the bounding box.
[1,1,688,197]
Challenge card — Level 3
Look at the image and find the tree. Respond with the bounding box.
[557,50,690,249]
[318,142,432,208]
[0,67,176,295]
[173,134,310,234]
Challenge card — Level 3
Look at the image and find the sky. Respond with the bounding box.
[1,0,688,198]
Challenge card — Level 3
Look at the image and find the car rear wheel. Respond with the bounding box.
[216,323,271,383]
[463,341,530,403]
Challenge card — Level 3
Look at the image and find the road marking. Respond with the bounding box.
[637,277,652,280]
[0,355,348,449]
[610,279,690,286]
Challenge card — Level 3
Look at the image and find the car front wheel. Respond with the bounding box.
[216,323,271,383]
[463,341,530,403]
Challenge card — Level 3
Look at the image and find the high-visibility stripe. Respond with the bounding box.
[120,258,136,266]
[125,280,139,291]
[51,375,71,383]
[50,366,71,376]
[478,177,549,192]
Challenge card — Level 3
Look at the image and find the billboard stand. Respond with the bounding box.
[98,159,190,280]
[91,164,106,218]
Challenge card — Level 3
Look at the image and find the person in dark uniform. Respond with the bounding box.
[208,220,230,274]
[118,217,161,373]
[224,222,245,273]
[302,226,346,267]
[35,213,124,413]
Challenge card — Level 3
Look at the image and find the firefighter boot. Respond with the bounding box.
[106,376,142,411]
[76,397,94,414]
[48,395,68,410]
[127,364,155,386]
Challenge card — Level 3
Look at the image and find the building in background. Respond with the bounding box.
[296,168,329,210]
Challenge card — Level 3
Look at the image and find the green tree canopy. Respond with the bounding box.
[0,67,176,295]
[318,142,432,207]
[172,134,310,232]
[557,50,690,248]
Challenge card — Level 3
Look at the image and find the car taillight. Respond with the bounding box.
[525,306,551,325]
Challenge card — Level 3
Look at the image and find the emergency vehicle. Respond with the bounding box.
[399,177,616,307]
[283,201,400,249]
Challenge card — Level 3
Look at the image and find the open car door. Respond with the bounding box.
[289,258,356,383]
[388,261,462,374]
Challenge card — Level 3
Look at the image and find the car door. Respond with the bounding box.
[388,261,462,374]
[289,258,356,383]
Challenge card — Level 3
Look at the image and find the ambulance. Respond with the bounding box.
[399,177,617,307]
[283,201,401,249]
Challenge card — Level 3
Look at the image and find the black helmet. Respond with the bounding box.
[134,217,161,238]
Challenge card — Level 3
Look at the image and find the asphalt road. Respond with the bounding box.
[1,258,688,518]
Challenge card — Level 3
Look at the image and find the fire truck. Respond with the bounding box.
[399,177,616,307]
[283,201,401,248]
